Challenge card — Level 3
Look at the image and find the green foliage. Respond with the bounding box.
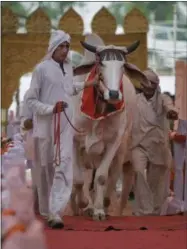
[107,2,127,26]
[108,1,177,26]
[1,1,85,21]
[38,1,85,20]
[1,1,28,17]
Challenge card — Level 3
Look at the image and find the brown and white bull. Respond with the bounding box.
[71,38,150,220]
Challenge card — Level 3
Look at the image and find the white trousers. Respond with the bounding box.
[132,147,169,216]
[49,125,74,218]
[33,137,54,217]
[33,122,74,219]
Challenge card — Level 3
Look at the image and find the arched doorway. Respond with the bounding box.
[8,50,83,115]
[8,73,32,114]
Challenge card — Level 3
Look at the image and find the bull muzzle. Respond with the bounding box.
[109,90,119,100]
[104,90,122,102]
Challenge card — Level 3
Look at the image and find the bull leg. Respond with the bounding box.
[75,183,89,209]
[92,127,129,221]
[119,161,134,216]
[104,156,123,216]
[82,169,94,217]
[70,187,79,216]
[71,140,88,215]
[71,182,89,216]
[93,142,121,220]
[92,169,107,220]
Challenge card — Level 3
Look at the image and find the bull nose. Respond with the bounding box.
[109,90,119,100]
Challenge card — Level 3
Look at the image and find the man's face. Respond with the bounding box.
[142,80,158,99]
[52,41,70,63]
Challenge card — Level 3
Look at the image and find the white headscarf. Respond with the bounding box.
[42,30,71,61]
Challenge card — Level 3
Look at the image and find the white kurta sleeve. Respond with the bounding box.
[20,91,33,133]
[63,65,87,96]
[20,92,33,119]
[162,94,178,114]
[26,67,54,115]
[64,80,85,96]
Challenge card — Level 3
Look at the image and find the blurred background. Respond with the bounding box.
[1,1,187,114]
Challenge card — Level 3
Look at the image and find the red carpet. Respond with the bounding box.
[42,215,187,249]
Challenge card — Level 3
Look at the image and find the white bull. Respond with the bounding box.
[71,40,150,220]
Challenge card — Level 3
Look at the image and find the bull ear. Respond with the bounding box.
[124,63,150,88]
[73,63,95,76]
[126,40,140,54]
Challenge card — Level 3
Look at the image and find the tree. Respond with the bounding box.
[1,1,29,17]
[108,1,177,26]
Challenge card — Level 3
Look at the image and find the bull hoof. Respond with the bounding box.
[83,207,94,217]
[93,209,106,221]
[78,197,89,209]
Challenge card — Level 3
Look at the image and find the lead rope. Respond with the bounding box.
[53,102,85,167]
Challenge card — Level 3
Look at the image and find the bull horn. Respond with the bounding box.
[80,41,97,53]
[126,40,140,54]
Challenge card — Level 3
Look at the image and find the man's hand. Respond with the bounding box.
[85,73,104,87]
[24,119,33,130]
[53,101,68,113]
[166,110,178,120]
[174,133,186,144]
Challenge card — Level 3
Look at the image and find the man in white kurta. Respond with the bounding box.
[26,30,97,228]
[20,90,39,213]
[131,68,178,216]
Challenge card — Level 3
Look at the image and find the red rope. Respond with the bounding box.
[53,102,84,167]
[63,109,84,134]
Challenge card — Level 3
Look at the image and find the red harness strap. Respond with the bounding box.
[81,65,124,120]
